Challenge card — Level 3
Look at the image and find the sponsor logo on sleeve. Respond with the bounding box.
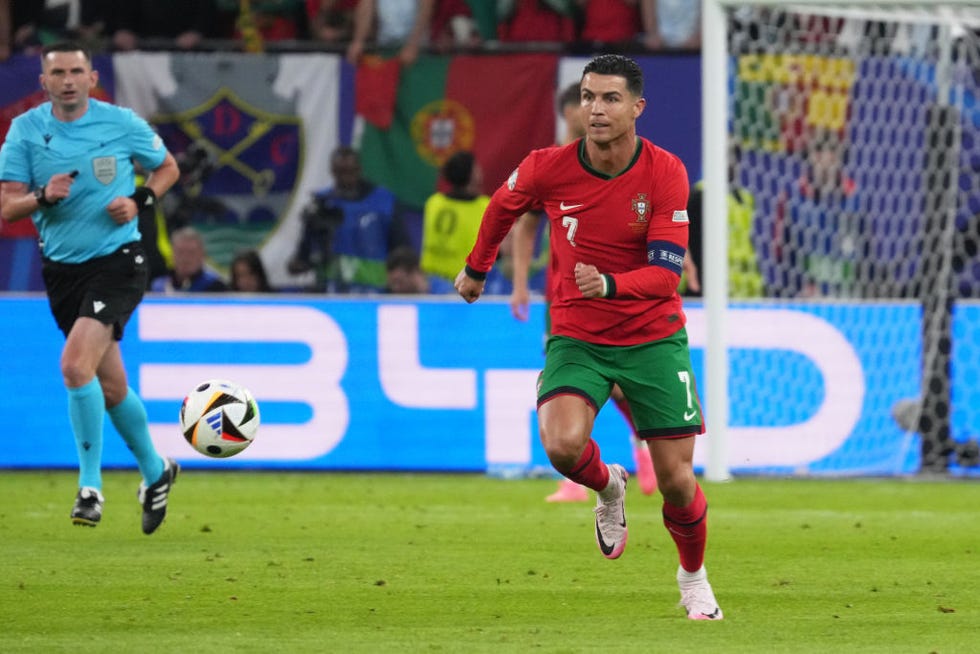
[507,168,518,191]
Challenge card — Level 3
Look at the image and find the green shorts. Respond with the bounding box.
[537,329,704,439]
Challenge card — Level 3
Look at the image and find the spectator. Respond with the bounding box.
[108,0,214,51]
[287,145,411,293]
[419,150,514,294]
[230,249,274,293]
[164,141,228,232]
[306,0,357,44]
[430,0,481,52]
[773,127,860,298]
[466,0,498,41]
[151,226,228,293]
[646,0,701,50]
[420,151,489,284]
[11,0,106,54]
[385,246,427,293]
[345,0,436,66]
[684,143,762,298]
[509,82,583,323]
[577,0,652,48]
[214,0,309,43]
[496,0,578,44]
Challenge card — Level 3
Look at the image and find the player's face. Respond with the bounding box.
[40,50,98,117]
[580,73,645,147]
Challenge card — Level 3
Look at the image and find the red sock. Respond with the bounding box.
[662,484,708,572]
[612,394,636,432]
[564,439,609,491]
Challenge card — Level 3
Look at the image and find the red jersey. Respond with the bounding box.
[467,137,691,346]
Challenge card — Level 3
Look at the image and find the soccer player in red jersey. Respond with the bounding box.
[455,54,722,620]
[509,81,657,503]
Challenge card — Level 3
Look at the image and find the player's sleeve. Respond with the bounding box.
[0,119,33,185]
[464,153,540,278]
[606,154,690,299]
[125,109,168,171]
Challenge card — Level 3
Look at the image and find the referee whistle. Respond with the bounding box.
[69,170,79,178]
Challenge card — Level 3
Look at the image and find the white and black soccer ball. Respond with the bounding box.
[179,379,260,458]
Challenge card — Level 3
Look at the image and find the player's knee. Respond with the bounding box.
[655,466,697,505]
[60,358,96,389]
[540,428,591,472]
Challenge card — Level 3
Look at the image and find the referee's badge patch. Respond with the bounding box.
[92,156,116,185]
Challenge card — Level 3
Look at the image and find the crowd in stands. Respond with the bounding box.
[146,145,505,297]
[0,0,706,297]
[0,1,703,58]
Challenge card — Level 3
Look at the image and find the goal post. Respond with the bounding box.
[700,0,980,479]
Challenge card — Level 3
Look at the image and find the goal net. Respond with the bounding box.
[701,0,980,477]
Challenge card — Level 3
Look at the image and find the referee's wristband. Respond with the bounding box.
[130,186,157,212]
[34,185,57,208]
[464,264,487,282]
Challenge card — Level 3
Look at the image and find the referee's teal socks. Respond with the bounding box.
[67,378,105,490]
[108,387,165,486]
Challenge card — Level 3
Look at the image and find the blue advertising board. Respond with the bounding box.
[0,295,930,475]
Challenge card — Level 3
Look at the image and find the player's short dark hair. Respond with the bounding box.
[557,82,581,112]
[582,54,643,97]
[41,41,92,63]
[442,151,475,188]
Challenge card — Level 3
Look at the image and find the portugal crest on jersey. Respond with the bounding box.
[629,193,649,233]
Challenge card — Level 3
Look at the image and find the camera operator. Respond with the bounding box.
[163,140,228,231]
[288,146,411,293]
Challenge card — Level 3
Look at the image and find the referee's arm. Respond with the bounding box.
[1,180,51,221]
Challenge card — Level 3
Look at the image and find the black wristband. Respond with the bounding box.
[34,185,56,208]
[130,186,157,211]
[602,274,616,298]
[464,264,487,282]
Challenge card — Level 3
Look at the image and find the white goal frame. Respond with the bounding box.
[700,0,980,481]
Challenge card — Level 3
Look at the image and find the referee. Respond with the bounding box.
[0,42,181,534]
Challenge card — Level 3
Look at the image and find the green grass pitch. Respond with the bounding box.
[1,471,978,653]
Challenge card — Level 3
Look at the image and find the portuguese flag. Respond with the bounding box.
[358,54,559,209]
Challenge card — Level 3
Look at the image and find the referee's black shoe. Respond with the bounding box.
[138,458,179,535]
[71,487,105,526]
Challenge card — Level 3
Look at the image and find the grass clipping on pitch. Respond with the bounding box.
[1,471,978,653]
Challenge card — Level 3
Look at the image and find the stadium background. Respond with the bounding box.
[0,50,974,475]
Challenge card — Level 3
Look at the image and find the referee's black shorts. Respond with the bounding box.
[41,241,149,340]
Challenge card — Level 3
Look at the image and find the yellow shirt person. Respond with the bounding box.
[420,151,489,282]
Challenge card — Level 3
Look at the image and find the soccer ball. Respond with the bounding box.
[179,379,260,458]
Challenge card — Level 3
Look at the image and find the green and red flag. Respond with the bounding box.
[358,54,559,209]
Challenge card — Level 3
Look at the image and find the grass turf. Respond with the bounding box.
[1,471,978,653]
